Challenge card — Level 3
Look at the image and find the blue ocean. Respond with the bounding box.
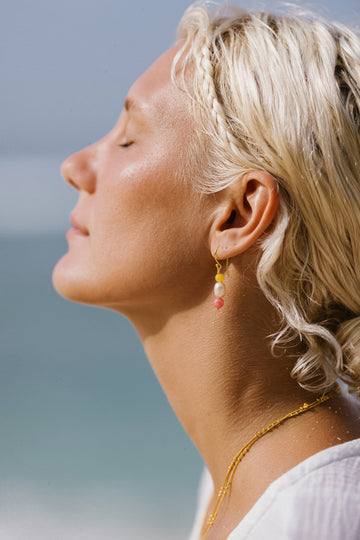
[0,235,202,539]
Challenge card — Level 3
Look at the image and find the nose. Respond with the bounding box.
[61,144,97,193]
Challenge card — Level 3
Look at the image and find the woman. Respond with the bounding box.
[53,2,360,539]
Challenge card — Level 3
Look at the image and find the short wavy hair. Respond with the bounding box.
[173,2,360,395]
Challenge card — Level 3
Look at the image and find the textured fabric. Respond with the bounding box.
[188,438,360,540]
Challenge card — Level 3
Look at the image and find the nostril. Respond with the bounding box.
[67,178,78,189]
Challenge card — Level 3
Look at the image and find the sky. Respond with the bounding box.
[1,0,360,234]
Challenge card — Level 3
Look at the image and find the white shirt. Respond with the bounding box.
[189,438,360,540]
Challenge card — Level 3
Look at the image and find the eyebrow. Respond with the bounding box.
[123,96,148,128]
[124,96,140,113]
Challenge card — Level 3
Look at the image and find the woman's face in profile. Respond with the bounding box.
[53,45,212,316]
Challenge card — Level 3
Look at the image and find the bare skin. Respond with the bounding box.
[53,45,360,540]
[139,268,360,540]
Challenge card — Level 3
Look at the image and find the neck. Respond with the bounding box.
[126,283,315,490]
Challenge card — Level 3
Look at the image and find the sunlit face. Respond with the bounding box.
[52,45,213,319]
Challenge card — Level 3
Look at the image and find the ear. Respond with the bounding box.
[210,170,279,259]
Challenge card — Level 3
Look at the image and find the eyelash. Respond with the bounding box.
[119,141,133,148]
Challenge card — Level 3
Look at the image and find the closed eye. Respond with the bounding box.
[119,141,133,148]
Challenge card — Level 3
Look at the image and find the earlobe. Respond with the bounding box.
[210,171,279,259]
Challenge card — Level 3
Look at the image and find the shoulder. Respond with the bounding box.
[230,438,360,540]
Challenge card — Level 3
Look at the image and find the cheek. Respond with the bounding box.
[89,157,204,299]
[92,150,180,246]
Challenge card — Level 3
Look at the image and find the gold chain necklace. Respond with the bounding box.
[201,385,341,540]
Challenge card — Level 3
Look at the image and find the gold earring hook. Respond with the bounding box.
[213,248,229,277]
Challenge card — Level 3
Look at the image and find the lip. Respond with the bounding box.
[67,212,89,237]
[66,227,89,239]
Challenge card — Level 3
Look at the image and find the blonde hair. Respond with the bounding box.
[173,2,360,395]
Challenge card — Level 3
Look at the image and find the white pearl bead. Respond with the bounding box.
[214,282,225,297]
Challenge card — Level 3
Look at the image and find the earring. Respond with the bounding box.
[213,250,229,309]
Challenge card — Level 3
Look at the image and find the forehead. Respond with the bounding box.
[126,44,190,129]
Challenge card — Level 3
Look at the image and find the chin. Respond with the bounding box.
[52,253,134,310]
[52,254,100,306]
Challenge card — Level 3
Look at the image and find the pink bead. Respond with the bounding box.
[213,297,224,309]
